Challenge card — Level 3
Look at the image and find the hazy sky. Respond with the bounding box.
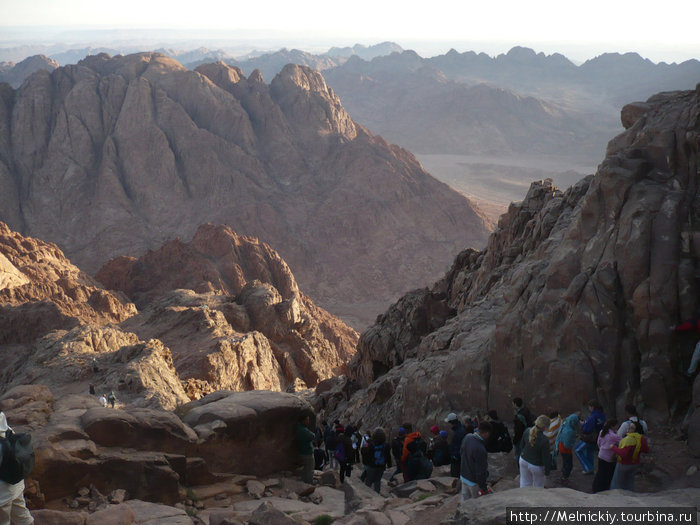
[2,0,699,62]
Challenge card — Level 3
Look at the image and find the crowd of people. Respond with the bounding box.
[297,398,651,500]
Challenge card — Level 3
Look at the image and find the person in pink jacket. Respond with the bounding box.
[592,419,620,492]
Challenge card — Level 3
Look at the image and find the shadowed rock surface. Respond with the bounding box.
[315,87,700,433]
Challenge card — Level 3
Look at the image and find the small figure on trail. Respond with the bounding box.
[405,437,432,481]
[325,421,338,470]
[617,405,648,437]
[107,391,117,408]
[460,421,493,501]
[512,398,534,466]
[610,421,650,491]
[98,394,108,408]
[401,423,426,482]
[592,419,620,493]
[334,427,354,483]
[89,384,95,396]
[518,415,551,487]
[574,400,606,475]
[91,357,99,373]
[296,413,316,484]
[388,427,405,483]
[0,411,34,525]
[360,428,392,493]
[483,410,513,454]
[445,413,468,478]
[553,413,580,485]
[671,318,700,376]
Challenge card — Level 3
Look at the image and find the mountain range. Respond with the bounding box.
[0,52,488,327]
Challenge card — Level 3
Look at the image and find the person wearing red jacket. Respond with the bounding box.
[400,424,424,482]
[672,319,700,375]
[610,422,650,491]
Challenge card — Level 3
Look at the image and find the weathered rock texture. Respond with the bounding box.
[0,54,59,88]
[319,87,700,431]
[98,223,358,392]
[0,384,314,506]
[0,52,489,326]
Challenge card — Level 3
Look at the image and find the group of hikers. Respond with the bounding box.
[88,384,117,408]
[296,397,651,500]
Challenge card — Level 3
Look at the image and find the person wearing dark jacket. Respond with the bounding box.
[512,398,533,464]
[574,400,606,475]
[519,415,551,487]
[401,424,425,482]
[460,422,492,501]
[445,413,468,477]
[405,438,433,481]
[484,410,513,453]
[432,430,451,466]
[389,427,405,482]
[361,428,392,493]
[334,427,355,483]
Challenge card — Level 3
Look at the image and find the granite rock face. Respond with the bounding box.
[323,87,700,430]
[98,223,358,393]
[0,52,489,326]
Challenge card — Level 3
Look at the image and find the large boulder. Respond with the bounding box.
[180,390,314,476]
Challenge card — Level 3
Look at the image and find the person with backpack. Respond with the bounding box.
[575,400,606,475]
[553,413,580,486]
[445,413,468,478]
[518,415,551,487]
[592,419,620,493]
[0,412,34,525]
[361,428,392,493]
[512,398,534,466]
[610,421,650,491]
[483,410,513,454]
[617,405,648,437]
[334,427,354,483]
[388,427,405,483]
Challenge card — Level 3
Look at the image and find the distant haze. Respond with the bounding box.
[1,0,698,64]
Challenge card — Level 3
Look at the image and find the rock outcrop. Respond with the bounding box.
[0,52,489,326]
[98,223,358,392]
[0,54,59,88]
[319,87,700,431]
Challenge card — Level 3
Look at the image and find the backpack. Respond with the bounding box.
[417,454,433,480]
[373,444,386,467]
[334,442,346,462]
[0,430,35,484]
[495,423,513,453]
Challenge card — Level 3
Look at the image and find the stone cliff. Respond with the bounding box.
[0,52,489,326]
[316,87,700,435]
[0,222,357,405]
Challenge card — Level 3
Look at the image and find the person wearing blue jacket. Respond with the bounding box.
[574,400,606,475]
[553,413,580,484]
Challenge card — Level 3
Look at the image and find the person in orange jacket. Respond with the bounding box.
[400,423,425,482]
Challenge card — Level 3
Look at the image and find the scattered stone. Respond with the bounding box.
[248,502,297,525]
[309,492,323,504]
[109,489,127,504]
[263,478,281,487]
[77,488,90,498]
[297,485,316,498]
[246,480,266,499]
[319,470,341,488]
[687,465,698,476]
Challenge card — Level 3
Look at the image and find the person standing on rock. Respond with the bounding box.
[388,427,405,483]
[324,421,338,470]
[432,430,451,466]
[460,421,493,501]
[610,421,650,491]
[512,398,534,467]
[484,410,513,454]
[575,400,606,475]
[0,412,34,525]
[401,423,425,482]
[296,414,316,484]
[553,413,579,485]
[519,415,551,487]
[445,413,468,478]
[361,428,392,493]
[592,419,620,493]
[107,391,117,408]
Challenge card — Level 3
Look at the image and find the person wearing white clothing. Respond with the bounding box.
[0,412,34,525]
[518,415,551,488]
[616,405,648,437]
